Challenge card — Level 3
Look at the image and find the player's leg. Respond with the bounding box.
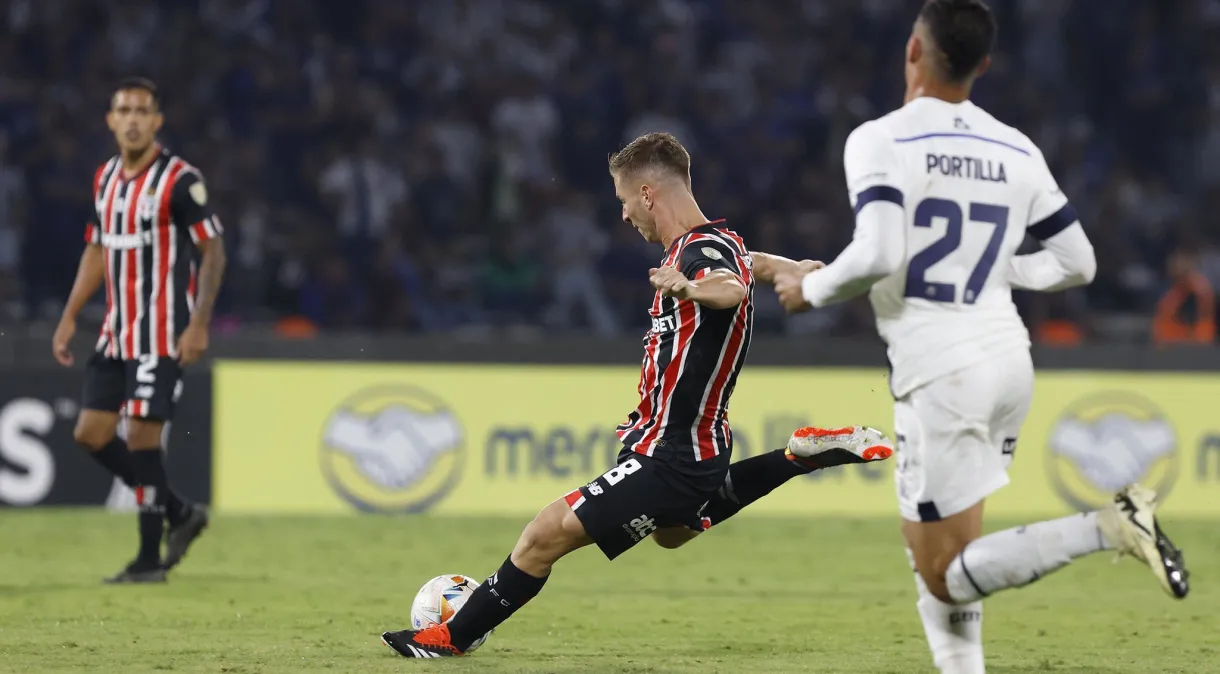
[75,354,135,484]
[697,426,893,528]
[381,454,691,658]
[123,357,208,576]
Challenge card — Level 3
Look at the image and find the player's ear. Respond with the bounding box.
[105,109,117,133]
[641,183,654,210]
[975,55,992,79]
[907,33,921,66]
[153,111,164,133]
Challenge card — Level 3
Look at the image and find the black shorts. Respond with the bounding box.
[82,352,185,422]
[565,448,729,561]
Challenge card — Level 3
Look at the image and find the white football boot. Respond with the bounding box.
[785,426,894,470]
[1097,484,1189,599]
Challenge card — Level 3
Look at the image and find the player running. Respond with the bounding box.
[52,78,224,583]
[380,132,894,658]
[770,2,1189,672]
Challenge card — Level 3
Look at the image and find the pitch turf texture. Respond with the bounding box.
[2,512,1215,673]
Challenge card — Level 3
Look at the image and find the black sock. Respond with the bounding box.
[128,449,170,566]
[447,557,548,651]
[86,437,137,486]
[701,448,814,527]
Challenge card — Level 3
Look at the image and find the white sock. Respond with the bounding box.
[909,549,985,674]
[945,512,1111,603]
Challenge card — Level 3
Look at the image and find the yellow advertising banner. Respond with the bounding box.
[213,362,1219,518]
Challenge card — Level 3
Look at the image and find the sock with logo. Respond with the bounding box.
[446,556,548,651]
[86,438,190,525]
[128,448,171,566]
[86,436,137,486]
[944,512,1111,603]
[910,549,985,674]
[698,448,814,527]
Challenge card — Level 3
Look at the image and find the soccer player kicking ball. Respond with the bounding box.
[380,132,894,658]
[770,2,1189,672]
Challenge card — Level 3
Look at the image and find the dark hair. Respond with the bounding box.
[113,76,161,108]
[919,0,996,83]
[608,132,691,185]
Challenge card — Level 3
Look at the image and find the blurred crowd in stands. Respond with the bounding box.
[2,0,1219,343]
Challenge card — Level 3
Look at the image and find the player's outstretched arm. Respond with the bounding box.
[1009,216,1096,292]
[52,243,106,366]
[750,252,823,286]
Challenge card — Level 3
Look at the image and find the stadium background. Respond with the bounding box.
[1,1,1218,671]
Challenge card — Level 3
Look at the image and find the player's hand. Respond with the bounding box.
[649,266,693,299]
[797,260,826,274]
[177,322,209,366]
[52,317,76,367]
[774,270,813,313]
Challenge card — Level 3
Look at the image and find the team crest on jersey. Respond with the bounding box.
[136,196,157,220]
[189,181,208,205]
[701,247,722,260]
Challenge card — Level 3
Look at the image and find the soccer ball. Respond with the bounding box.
[409,574,492,652]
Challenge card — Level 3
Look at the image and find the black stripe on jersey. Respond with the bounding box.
[854,185,904,215]
[1028,202,1078,241]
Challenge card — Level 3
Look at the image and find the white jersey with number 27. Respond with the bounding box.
[843,97,1081,398]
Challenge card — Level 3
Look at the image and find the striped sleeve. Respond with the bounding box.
[844,122,904,215]
[84,222,101,244]
[1026,147,1077,240]
[678,235,740,282]
[170,170,223,243]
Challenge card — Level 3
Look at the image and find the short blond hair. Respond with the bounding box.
[608,132,691,185]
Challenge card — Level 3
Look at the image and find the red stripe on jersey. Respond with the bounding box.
[694,226,754,459]
[618,244,682,452]
[98,171,122,357]
[693,301,747,460]
[156,161,186,357]
[632,238,700,456]
[122,169,155,359]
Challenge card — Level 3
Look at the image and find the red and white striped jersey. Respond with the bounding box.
[85,146,223,360]
[617,221,755,469]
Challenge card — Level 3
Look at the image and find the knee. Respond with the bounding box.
[73,420,113,451]
[512,501,587,575]
[651,527,698,549]
[918,557,958,604]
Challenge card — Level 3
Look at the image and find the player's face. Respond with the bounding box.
[612,171,659,243]
[107,89,163,154]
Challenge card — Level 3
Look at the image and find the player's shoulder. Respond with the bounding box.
[93,156,121,192]
[958,102,1043,158]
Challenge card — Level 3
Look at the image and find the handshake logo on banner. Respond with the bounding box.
[1046,393,1179,512]
[319,387,464,514]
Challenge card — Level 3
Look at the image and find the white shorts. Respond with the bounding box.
[893,350,1034,522]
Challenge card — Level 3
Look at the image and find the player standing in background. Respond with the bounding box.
[381,133,894,658]
[52,78,225,583]
[771,2,1189,672]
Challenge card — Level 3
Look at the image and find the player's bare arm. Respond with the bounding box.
[179,237,226,365]
[750,252,824,286]
[52,243,107,366]
[649,265,746,309]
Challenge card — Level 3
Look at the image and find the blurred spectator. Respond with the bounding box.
[1152,246,1217,346]
[1,0,1215,342]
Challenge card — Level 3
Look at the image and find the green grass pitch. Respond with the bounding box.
[1,511,1214,673]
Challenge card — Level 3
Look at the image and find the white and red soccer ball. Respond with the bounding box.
[409,574,492,652]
